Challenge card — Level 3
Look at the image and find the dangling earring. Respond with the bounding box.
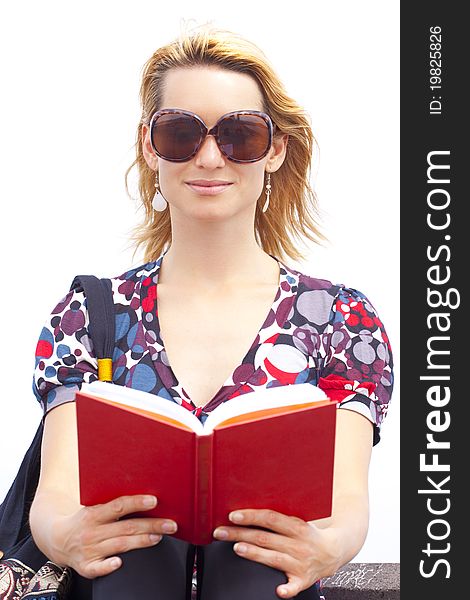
[152,172,168,212]
[262,172,272,213]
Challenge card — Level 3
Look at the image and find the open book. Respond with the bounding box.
[75,381,337,545]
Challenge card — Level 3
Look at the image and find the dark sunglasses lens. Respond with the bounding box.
[218,114,270,161]
[151,113,202,160]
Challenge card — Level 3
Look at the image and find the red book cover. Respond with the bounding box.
[76,383,337,545]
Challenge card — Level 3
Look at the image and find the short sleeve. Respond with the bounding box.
[317,287,394,445]
[32,288,98,414]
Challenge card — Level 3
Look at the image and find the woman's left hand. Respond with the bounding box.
[212,508,341,599]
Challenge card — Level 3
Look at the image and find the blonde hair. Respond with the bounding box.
[125,25,325,263]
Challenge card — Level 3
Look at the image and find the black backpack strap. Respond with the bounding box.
[71,275,115,381]
[0,275,115,556]
[0,424,44,557]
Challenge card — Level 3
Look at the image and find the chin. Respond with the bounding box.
[174,198,246,222]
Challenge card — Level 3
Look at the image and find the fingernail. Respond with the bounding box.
[234,543,247,553]
[143,496,157,508]
[149,534,162,543]
[162,521,177,533]
[229,512,243,522]
[213,528,228,539]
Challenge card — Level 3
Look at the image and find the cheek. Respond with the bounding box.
[239,165,266,200]
[158,163,183,194]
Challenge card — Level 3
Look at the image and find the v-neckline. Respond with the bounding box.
[140,252,299,412]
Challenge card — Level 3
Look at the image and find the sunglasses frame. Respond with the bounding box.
[148,108,274,164]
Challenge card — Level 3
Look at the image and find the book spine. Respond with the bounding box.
[193,433,213,545]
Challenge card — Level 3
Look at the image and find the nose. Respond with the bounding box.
[194,133,226,168]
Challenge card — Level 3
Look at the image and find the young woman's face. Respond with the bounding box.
[142,66,287,222]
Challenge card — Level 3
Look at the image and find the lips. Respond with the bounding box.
[185,180,233,196]
[186,180,233,186]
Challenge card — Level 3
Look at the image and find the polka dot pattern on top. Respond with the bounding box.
[33,252,393,445]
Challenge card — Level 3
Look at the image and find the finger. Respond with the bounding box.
[229,509,308,538]
[88,495,158,524]
[276,576,305,599]
[103,517,178,540]
[233,541,299,574]
[95,531,164,559]
[78,556,123,579]
[213,526,299,557]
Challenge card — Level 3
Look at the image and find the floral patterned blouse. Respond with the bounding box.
[33,251,393,442]
[32,251,394,598]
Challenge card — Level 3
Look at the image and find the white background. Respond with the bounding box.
[0,1,400,563]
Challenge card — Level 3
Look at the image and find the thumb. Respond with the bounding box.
[276,575,305,598]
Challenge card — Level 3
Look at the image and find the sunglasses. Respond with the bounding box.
[148,109,274,163]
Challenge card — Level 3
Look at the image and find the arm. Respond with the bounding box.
[30,404,82,537]
[30,287,179,577]
[29,402,178,578]
[310,408,373,565]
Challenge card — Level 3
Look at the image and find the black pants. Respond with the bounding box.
[70,536,321,599]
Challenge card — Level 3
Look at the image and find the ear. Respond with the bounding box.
[265,133,289,173]
[141,124,158,170]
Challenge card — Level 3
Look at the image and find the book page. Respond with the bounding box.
[215,400,332,428]
[203,383,328,432]
[79,382,329,437]
[80,381,204,433]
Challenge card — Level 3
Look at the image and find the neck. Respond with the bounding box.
[158,208,279,289]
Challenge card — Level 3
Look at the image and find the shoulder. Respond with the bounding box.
[280,261,343,327]
[110,260,160,284]
[280,261,388,340]
[280,261,342,299]
[72,260,162,307]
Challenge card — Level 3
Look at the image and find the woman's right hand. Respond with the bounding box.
[53,494,178,578]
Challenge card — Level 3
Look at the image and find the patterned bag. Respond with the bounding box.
[0,275,115,599]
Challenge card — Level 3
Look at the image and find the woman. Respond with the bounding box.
[29,27,393,599]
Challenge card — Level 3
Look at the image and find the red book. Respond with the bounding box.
[75,381,337,545]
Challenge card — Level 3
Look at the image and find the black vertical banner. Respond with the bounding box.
[401,3,465,599]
